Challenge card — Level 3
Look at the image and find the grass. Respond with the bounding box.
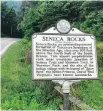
[1,39,62,110]
[71,41,103,110]
[1,39,103,110]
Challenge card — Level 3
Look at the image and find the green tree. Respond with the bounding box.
[18,1,103,40]
[18,1,83,38]
[79,10,103,41]
[1,2,18,37]
[80,1,103,21]
[18,1,45,38]
[40,1,83,30]
[21,1,38,15]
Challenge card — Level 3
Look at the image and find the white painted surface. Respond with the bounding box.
[32,27,98,80]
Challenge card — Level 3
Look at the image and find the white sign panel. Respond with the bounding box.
[32,28,98,80]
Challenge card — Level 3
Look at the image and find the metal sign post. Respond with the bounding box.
[53,80,81,110]
[62,81,71,110]
[63,93,70,110]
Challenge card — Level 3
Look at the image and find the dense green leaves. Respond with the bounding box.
[74,10,103,41]
[1,1,24,37]
[18,1,46,39]
[17,1,103,40]
[1,1,103,40]
[1,40,62,110]
[1,2,17,37]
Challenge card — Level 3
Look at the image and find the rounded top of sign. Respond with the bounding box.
[56,19,71,34]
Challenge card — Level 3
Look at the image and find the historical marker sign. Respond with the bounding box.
[32,20,98,80]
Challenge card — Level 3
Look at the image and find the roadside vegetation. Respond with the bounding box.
[1,1,103,110]
[72,42,103,109]
[1,40,103,110]
[1,40,62,110]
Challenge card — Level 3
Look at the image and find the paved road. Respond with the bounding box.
[1,37,21,57]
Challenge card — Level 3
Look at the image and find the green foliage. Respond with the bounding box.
[1,2,17,37]
[1,40,62,110]
[18,2,45,38]
[71,42,103,110]
[1,1,24,37]
[80,1,103,19]
[18,1,84,37]
[2,1,103,40]
[18,1,103,40]
[40,1,83,30]
[97,42,103,67]
[74,10,103,41]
